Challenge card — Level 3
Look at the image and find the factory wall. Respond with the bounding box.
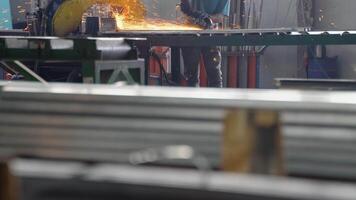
[314,0,356,79]
[251,0,301,88]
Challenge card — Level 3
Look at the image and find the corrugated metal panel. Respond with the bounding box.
[282,112,356,179]
[1,82,356,179]
[0,85,225,167]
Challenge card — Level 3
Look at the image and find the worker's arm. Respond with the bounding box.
[180,0,213,29]
[180,0,194,17]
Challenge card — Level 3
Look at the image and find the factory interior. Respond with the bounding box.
[2,0,356,200]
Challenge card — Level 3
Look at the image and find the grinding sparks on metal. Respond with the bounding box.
[113,15,202,31]
[111,2,201,31]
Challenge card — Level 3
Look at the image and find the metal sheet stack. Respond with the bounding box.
[0,82,225,167]
[282,111,356,179]
[276,78,356,179]
[1,82,356,179]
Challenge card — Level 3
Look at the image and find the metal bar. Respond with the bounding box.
[0,61,47,83]
[120,69,136,84]
[11,159,356,200]
[276,78,356,90]
[145,34,356,47]
[171,47,181,84]
[107,68,122,84]
[3,82,356,112]
[103,30,356,47]
[0,61,17,74]
[12,61,48,84]
[136,46,150,85]
[0,30,29,36]
[82,60,95,84]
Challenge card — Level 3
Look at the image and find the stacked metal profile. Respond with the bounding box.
[0,82,225,167]
[276,78,356,179]
[1,82,356,179]
[282,111,356,179]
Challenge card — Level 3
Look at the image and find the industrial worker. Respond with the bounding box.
[180,0,230,88]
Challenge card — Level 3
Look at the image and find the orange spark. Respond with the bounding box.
[114,15,202,31]
[111,4,201,31]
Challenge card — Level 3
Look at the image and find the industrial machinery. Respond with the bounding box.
[0,0,146,84]
[0,36,145,84]
[22,0,146,36]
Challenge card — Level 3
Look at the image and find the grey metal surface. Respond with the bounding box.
[95,60,145,84]
[282,111,356,179]
[2,81,356,111]
[96,38,133,60]
[275,78,356,178]
[10,159,356,200]
[1,82,356,178]
[276,78,356,91]
[0,82,225,167]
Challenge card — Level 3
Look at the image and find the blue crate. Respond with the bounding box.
[308,57,338,79]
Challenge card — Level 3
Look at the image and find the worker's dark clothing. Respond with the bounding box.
[180,0,229,87]
[188,0,230,16]
[181,47,222,87]
[181,0,230,21]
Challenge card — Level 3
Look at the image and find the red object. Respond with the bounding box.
[199,55,208,87]
[248,53,257,88]
[148,47,170,85]
[149,58,155,74]
[228,55,238,88]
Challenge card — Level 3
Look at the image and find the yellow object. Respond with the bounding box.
[52,0,146,36]
[222,109,284,174]
[114,15,202,31]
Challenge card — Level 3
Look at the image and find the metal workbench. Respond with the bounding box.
[102,29,356,46]
[2,29,356,84]
[102,29,356,84]
[276,78,356,91]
